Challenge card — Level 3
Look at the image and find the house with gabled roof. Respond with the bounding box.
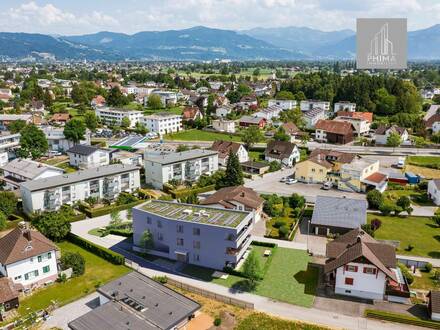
[375,125,409,145]
[315,120,354,144]
[424,104,440,134]
[324,228,410,302]
[264,140,300,167]
[210,141,249,166]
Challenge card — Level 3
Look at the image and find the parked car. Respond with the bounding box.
[395,157,405,169]
[279,177,288,183]
[286,178,298,185]
[322,181,333,190]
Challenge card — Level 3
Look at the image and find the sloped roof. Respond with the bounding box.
[306,156,333,169]
[210,141,242,160]
[315,119,353,135]
[200,186,263,210]
[67,144,100,156]
[375,125,407,136]
[336,111,373,123]
[0,158,63,180]
[182,106,200,120]
[0,277,19,304]
[282,122,300,135]
[51,113,71,121]
[264,140,296,160]
[0,227,57,265]
[429,291,440,314]
[309,149,355,164]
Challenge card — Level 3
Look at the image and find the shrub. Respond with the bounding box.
[397,262,414,284]
[60,252,85,277]
[278,225,289,238]
[115,192,138,205]
[0,212,7,231]
[214,318,222,326]
[273,220,286,228]
[433,215,440,228]
[425,263,433,272]
[379,202,394,216]
[370,218,382,231]
[251,241,277,248]
[32,211,71,242]
[366,190,383,210]
[152,275,168,284]
[361,224,375,237]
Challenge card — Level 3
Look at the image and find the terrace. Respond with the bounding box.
[139,200,249,228]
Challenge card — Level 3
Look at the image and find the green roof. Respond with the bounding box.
[139,200,249,228]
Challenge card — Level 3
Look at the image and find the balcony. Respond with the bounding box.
[226,234,251,257]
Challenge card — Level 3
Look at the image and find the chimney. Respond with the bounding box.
[23,230,32,242]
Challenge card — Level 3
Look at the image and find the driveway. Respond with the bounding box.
[294,218,327,256]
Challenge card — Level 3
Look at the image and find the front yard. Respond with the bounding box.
[383,188,434,207]
[367,214,440,258]
[165,129,242,142]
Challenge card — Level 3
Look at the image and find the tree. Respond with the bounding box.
[109,210,122,227]
[8,119,26,133]
[224,151,244,187]
[242,249,262,288]
[84,112,98,132]
[121,117,131,129]
[433,215,440,228]
[241,126,263,148]
[366,190,383,210]
[275,91,295,100]
[273,127,290,142]
[225,90,241,103]
[0,212,7,231]
[147,94,162,109]
[18,124,48,159]
[32,211,71,242]
[0,191,18,217]
[107,87,128,107]
[134,122,148,135]
[60,252,85,277]
[379,202,395,216]
[64,119,86,144]
[386,132,402,148]
[396,196,411,212]
[176,144,190,152]
[140,230,154,249]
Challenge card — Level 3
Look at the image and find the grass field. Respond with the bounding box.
[367,214,440,258]
[165,129,242,142]
[181,247,317,307]
[407,156,440,168]
[236,312,329,330]
[383,188,434,207]
[144,106,183,116]
[411,268,440,291]
[17,241,130,317]
[56,161,77,173]
[405,164,440,179]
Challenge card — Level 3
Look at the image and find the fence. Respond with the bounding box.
[397,257,428,269]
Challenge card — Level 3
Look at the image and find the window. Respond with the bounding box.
[14,275,21,281]
[345,277,354,285]
[48,252,52,259]
[345,265,358,272]
[177,238,184,246]
[193,228,200,236]
[157,220,162,228]
[43,265,50,273]
[38,255,42,262]
[363,267,376,275]
[147,217,152,224]
[158,233,163,241]
[177,225,184,233]
[193,254,200,262]
[193,241,200,249]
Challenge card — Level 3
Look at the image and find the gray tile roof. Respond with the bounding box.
[311,196,367,229]
[66,144,100,156]
[145,149,218,165]
[20,164,139,192]
[1,158,63,180]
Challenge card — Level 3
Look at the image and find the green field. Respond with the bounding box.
[407,156,440,169]
[383,188,434,207]
[144,106,183,116]
[17,241,130,317]
[368,214,440,258]
[236,313,329,330]
[165,129,242,142]
[56,161,77,173]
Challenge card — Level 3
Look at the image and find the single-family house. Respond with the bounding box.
[50,113,71,125]
[423,105,440,134]
[182,106,203,122]
[264,141,300,167]
[303,108,326,129]
[210,141,249,166]
[428,179,440,206]
[212,119,235,133]
[375,125,409,145]
[334,101,356,113]
[268,99,296,110]
[237,95,258,110]
[339,158,388,193]
[315,120,354,144]
[91,95,106,108]
[0,277,20,316]
[324,228,410,302]
[282,122,304,142]
[241,161,270,175]
[216,105,233,118]
[336,111,373,124]
[67,144,111,169]
[30,100,45,113]
[334,116,370,136]
[428,291,440,321]
[239,116,266,129]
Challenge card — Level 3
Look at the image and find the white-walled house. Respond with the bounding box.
[216,105,233,118]
[20,164,140,215]
[268,99,297,110]
[212,119,235,133]
[324,228,410,302]
[264,141,300,167]
[140,113,182,135]
[254,105,282,122]
[144,149,218,189]
[0,226,59,289]
[300,100,330,112]
[67,145,111,169]
[334,116,370,136]
[43,126,91,152]
[375,125,409,145]
[428,179,440,206]
[210,141,249,166]
[303,108,327,129]
[95,107,143,128]
[334,101,356,113]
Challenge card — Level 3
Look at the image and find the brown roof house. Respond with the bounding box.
[315,119,354,144]
[0,226,59,289]
[182,106,203,122]
[200,186,264,222]
[51,113,71,125]
[210,141,249,166]
[428,291,440,321]
[423,105,440,134]
[324,228,410,302]
[264,140,300,167]
[0,277,20,317]
[374,125,409,145]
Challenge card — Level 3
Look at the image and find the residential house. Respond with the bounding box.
[324,228,410,302]
[200,186,264,223]
[239,116,266,129]
[109,149,143,166]
[428,291,440,321]
[144,149,218,189]
[300,100,330,112]
[423,105,440,134]
[20,164,141,214]
[375,125,409,145]
[336,111,373,124]
[0,132,20,166]
[0,89,12,102]
[253,84,272,97]
[303,108,327,129]
[0,115,32,131]
[0,158,63,190]
[141,113,182,135]
[264,141,300,167]
[43,126,91,152]
[334,101,356,113]
[0,226,59,289]
[281,122,305,142]
[68,272,200,330]
[216,105,233,118]
[210,141,249,166]
[91,95,106,108]
[150,90,178,107]
[0,277,19,316]
[212,119,235,133]
[132,200,254,270]
[67,145,111,169]
[50,113,71,125]
[334,116,370,136]
[268,99,296,110]
[30,100,45,113]
[311,196,367,235]
[182,106,203,122]
[339,158,388,193]
[214,95,229,107]
[95,107,143,128]
[237,95,258,110]
[254,105,282,122]
[294,155,333,184]
[315,120,354,144]
[428,179,440,206]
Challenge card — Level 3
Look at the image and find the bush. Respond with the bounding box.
[67,233,125,265]
[365,309,440,329]
[115,192,138,205]
[251,241,277,248]
[425,263,433,272]
[361,224,375,237]
[278,225,289,238]
[397,263,414,284]
[379,202,395,216]
[214,318,222,326]
[80,200,143,218]
[170,185,215,199]
[366,190,383,210]
[0,212,7,231]
[273,220,286,228]
[370,218,382,231]
[152,275,168,284]
[60,252,85,277]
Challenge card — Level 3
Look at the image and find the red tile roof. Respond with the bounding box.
[315,120,353,135]
[336,111,373,123]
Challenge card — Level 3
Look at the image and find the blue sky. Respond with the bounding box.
[0,0,439,35]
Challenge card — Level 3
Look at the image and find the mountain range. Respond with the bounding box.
[0,25,440,61]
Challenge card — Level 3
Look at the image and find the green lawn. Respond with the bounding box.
[17,241,130,316]
[181,247,317,307]
[383,188,434,207]
[367,214,440,258]
[165,129,242,142]
[144,106,183,116]
[407,156,440,169]
[249,150,265,161]
[411,268,440,291]
[236,312,329,330]
[56,161,77,173]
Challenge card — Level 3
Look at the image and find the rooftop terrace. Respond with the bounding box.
[138,200,249,228]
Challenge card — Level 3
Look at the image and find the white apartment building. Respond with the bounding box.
[212,119,235,133]
[95,107,143,128]
[144,149,218,189]
[150,91,178,107]
[254,105,282,122]
[43,126,91,152]
[0,132,20,166]
[20,164,141,215]
[303,107,327,129]
[141,113,182,135]
[300,100,330,112]
[268,99,297,110]
[66,144,111,169]
[334,101,356,113]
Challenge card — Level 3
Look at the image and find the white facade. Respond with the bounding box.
[428,180,440,206]
[95,107,143,128]
[67,149,111,169]
[334,102,356,113]
[335,116,370,136]
[254,106,282,122]
[303,108,327,129]
[375,128,409,145]
[216,106,233,118]
[1,250,58,289]
[265,145,300,167]
[217,145,249,167]
[141,113,182,135]
[334,262,386,300]
[268,99,297,110]
[212,119,235,133]
[150,91,178,107]
[433,121,440,134]
[43,126,91,152]
[300,100,330,112]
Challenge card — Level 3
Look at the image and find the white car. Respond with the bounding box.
[279,177,287,183]
[322,181,333,190]
[286,178,298,185]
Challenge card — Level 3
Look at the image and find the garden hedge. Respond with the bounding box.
[80,200,144,218]
[67,233,125,265]
[169,185,216,199]
[251,241,277,248]
[69,213,87,222]
[365,309,440,329]
[108,229,133,237]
